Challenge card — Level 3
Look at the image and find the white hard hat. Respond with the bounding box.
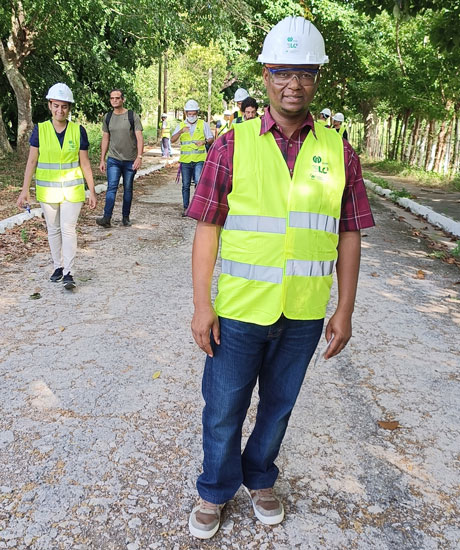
[257,16,329,65]
[223,109,232,116]
[332,112,344,122]
[184,99,199,111]
[161,113,167,118]
[234,88,249,102]
[320,108,331,117]
[46,83,74,103]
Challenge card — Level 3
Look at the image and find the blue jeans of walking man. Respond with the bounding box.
[197,315,324,504]
[181,161,203,210]
[104,157,136,219]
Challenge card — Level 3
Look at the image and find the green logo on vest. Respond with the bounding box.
[68,140,76,151]
[313,155,322,163]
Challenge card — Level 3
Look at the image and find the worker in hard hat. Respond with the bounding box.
[317,107,331,127]
[186,17,374,539]
[241,97,259,120]
[230,88,249,124]
[171,100,214,215]
[332,112,348,140]
[214,109,232,139]
[159,113,172,158]
[17,83,97,290]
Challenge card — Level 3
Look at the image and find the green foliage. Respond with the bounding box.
[20,228,28,243]
[362,171,391,189]
[390,187,413,200]
[451,241,460,258]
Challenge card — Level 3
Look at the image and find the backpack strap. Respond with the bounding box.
[128,110,135,133]
[105,111,113,135]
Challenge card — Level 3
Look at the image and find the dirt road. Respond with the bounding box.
[0,170,459,550]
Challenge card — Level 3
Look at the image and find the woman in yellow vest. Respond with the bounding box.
[17,83,97,290]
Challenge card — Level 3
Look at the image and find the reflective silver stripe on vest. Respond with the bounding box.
[286,259,335,277]
[37,161,80,170]
[181,141,199,145]
[289,212,339,234]
[181,149,206,155]
[222,259,283,284]
[36,178,84,188]
[224,215,286,234]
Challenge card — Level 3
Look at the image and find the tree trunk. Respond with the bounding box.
[0,106,13,157]
[449,106,460,175]
[390,116,400,160]
[0,2,35,157]
[207,68,212,124]
[163,52,168,114]
[386,115,392,158]
[157,55,162,134]
[434,119,451,174]
[424,119,436,171]
[399,109,411,163]
[408,117,420,165]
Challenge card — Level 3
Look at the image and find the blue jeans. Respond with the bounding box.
[104,157,136,219]
[180,161,203,209]
[161,137,171,157]
[197,315,324,504]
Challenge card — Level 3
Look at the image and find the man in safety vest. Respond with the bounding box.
[97,89,144,228]
[171,100,214,215]
[332,112,348,140]
[159,113,172,158]
[186,16,374,539]
[230,88,250,124]
[214,109,232,139]
[317,107,331,126]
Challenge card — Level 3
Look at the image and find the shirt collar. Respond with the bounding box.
[260,107,316,138]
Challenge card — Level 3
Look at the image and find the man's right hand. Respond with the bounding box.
[181,126,190,134]
[99,160,106,173]
[191,305,220,357]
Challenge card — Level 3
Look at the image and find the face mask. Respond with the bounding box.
[187,115,198,124]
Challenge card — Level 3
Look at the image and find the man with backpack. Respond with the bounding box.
[97,89,144,228]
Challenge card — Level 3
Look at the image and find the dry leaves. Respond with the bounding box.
[152,371,161,380]
[370,272,379,277]
[377,420,401,431]
[414,269,425,279]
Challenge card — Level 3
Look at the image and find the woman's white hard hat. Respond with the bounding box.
[184,99,199,111]
[257,16,329,65]
[223,109,232,116]
[320,108,331,117]
[46,83,74,103]
[332,112,344,122]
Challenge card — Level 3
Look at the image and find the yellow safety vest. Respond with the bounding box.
[179,119,207,163]
[217,120,231,137]
[35,120,85,203]
[215,118,346,325]
[160,120,171,138]
[317,118,328,127]
[337,125,346,137]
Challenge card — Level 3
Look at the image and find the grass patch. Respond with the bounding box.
[390,187,413,200]
[362,171,391,189]
[362,158,459,190]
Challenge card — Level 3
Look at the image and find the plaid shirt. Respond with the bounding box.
[187,109,375,232]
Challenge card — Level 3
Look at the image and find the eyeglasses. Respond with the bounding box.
[268,68,319,86]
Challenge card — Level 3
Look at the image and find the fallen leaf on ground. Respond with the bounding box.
[370,272,379,277]
[29,293,41,300]
[152,371,161,380]
[134,261,141,266]
[454,281,460,285]
[377,420,401,430]
[59,327,65,332]
[414,269,425,279]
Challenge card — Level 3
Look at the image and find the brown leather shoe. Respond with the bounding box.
[244,486,284,525]
[189,498,225,539]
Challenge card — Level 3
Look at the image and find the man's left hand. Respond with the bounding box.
[133,157,142,170]
[195,140,205,147]
[323,310,352,359]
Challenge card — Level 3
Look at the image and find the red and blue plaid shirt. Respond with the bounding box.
[187,109,375,232]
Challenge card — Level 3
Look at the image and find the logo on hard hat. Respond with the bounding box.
[286,36,299,50]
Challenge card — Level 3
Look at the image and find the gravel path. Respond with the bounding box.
[0,174,459,550]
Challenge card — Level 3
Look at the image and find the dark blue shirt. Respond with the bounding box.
[29,122,89,150]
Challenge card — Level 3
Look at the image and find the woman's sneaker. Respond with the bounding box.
[62,273,76,290]
[189,498,225,539]
[49,267,63,282]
